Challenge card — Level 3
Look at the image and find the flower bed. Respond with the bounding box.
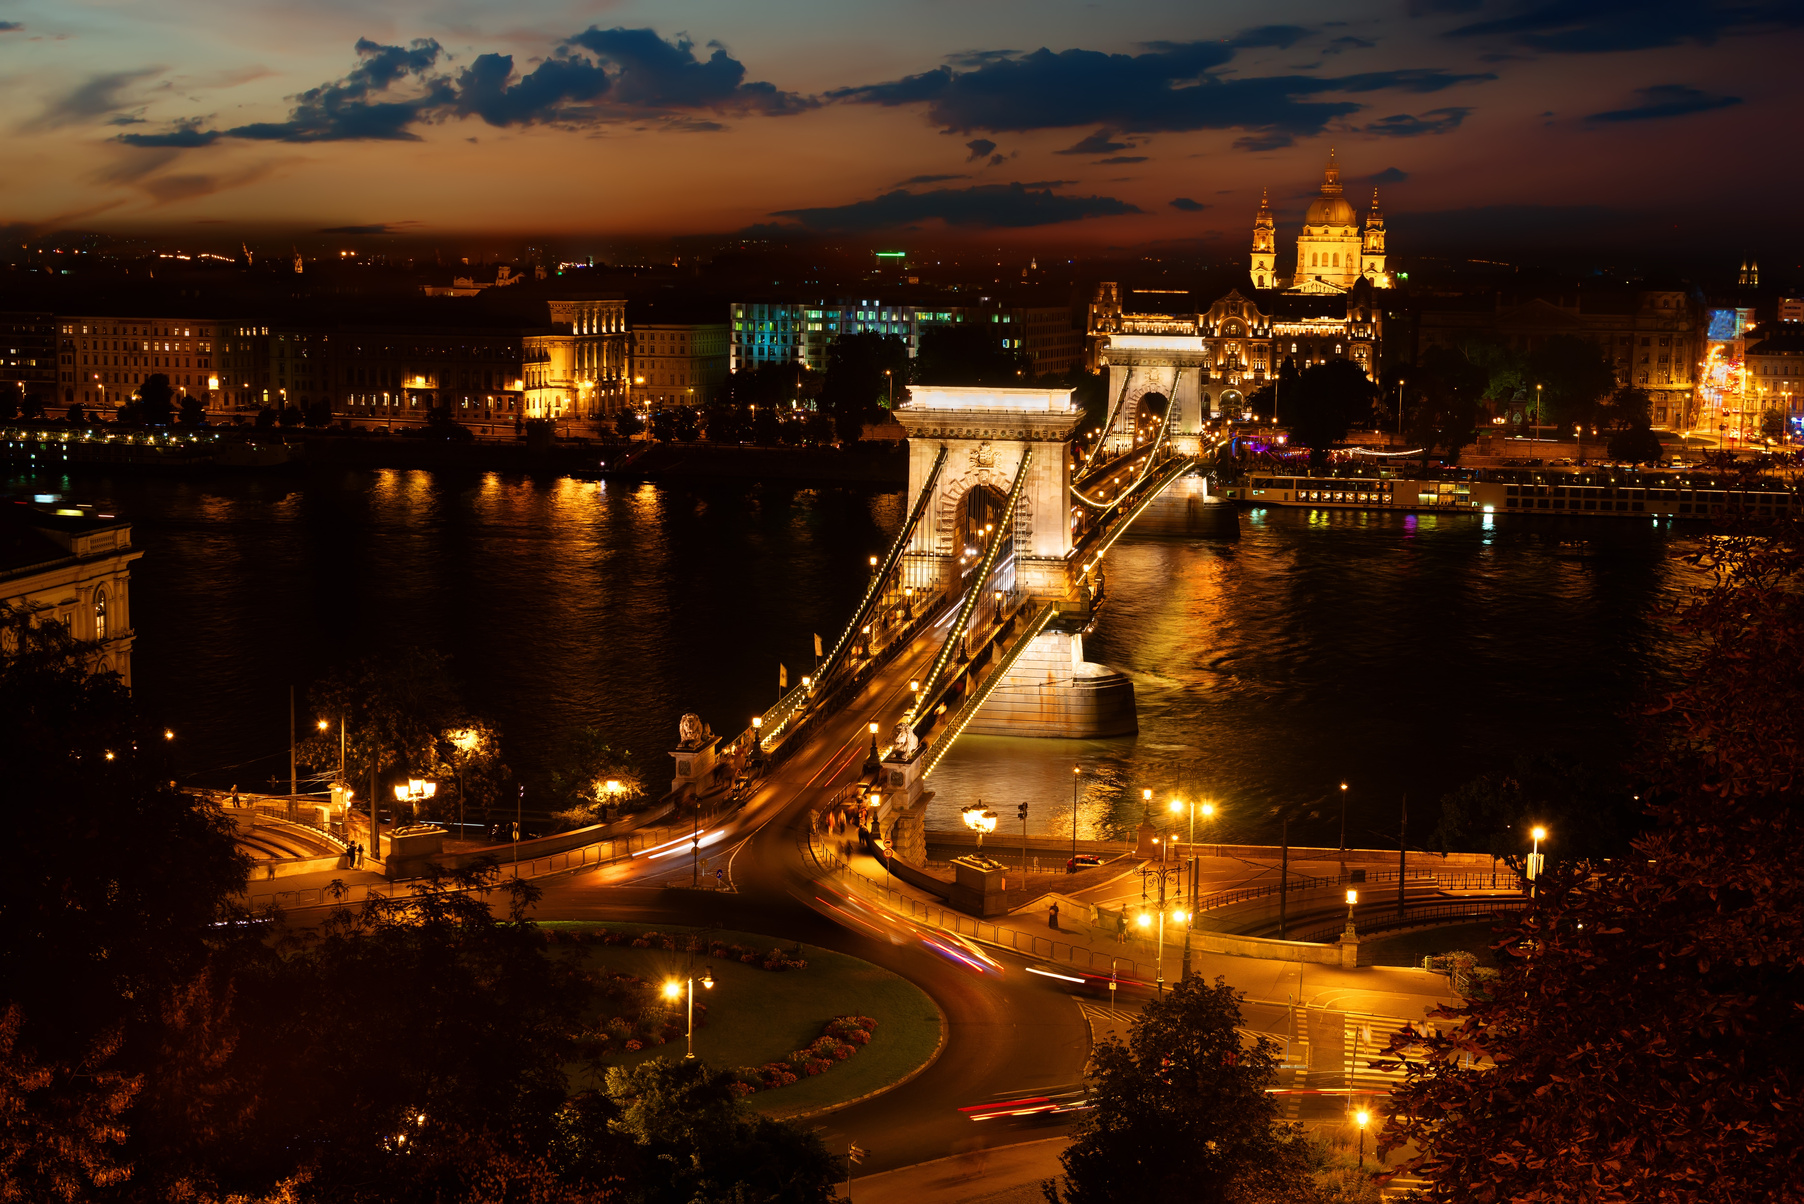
[728,1015,878,1098]
[578,970,701,1058]
[546,926,807,971]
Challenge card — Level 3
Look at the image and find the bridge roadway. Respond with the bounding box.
[528,615,1097,1173]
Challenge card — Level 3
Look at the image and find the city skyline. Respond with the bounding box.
[3,0,1798,258]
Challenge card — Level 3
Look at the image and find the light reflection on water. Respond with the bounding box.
[9,468,1691,840]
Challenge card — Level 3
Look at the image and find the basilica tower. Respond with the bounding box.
[1250,189,1276,290]
[1360,189,1387,284]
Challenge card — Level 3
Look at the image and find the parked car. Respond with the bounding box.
[1066,853,1104,873]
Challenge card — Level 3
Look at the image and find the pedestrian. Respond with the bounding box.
[1116,911,1128,944]
[1048,902,1060,930]
[231,784,240,808]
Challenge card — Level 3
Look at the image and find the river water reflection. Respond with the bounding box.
[11,468,1691,846]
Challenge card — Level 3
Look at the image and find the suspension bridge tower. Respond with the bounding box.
[890,386,1137,739]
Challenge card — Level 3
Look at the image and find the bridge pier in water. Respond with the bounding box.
[891,385,1138,743]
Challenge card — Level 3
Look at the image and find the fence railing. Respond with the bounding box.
[1194,867,1516,914]
[1300,898,1526,944]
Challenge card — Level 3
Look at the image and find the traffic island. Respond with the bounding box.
[543,923,943,1119]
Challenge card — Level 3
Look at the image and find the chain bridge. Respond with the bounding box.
[676,382,1206,861]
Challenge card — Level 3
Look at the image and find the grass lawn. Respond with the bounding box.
[1361,921,1505,968]
[543,923,943,1119]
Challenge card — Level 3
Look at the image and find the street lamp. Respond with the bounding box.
[1071,764,1082,867]
[662,967,714,1059]
[1528,825,1548,897]
[1345,888,1359,938]
[1138,905,1188,995]
[961,804,998,849]
[1169,796,1215,847]
[393,777,438,819]
[1354,1108,1371,1168]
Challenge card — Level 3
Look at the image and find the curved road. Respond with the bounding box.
[529,627,1093,1174]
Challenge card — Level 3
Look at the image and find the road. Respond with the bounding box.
[529,622,1095,1174]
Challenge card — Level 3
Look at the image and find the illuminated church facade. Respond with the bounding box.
[1251,149,1391,294]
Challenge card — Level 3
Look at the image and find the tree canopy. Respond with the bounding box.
[1380,510,1804,1201]
[1055,976,1322,1203]
[819,331,909,441]
[1285,360,1377,467]
[913,323,1032,387]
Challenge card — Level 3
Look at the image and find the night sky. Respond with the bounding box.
[4,1,1798,257]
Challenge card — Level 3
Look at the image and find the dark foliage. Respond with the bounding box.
[1433,752,1641,871]
[1286,359,1377,468]
[913,323,1033,387]
[819,331,909,442]
[1380,508,1804,1201]
[1054,976,1318,1203]
[137,375,175,426]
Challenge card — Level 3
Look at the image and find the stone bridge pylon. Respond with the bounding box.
[890,387,1137,740]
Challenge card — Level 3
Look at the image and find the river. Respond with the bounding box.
[9,467,1693,847]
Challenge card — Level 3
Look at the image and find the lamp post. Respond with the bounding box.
[1344,888,1358,938]
[1355,1108,1371,1168]
[1071,764,1081,867]
[662,967,714,1060]
[1137,901,1187,996]
[1168,796,1215,849]
[1528,825,1548,897]
[1338,781,1349,857]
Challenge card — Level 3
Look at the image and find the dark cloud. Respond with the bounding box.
[1221,25,1312,49]
[965,138,996,160]
[0,21,22,31]
[1325,36,1378,53]
[1408,0,1481,13]
[118,120,221,149]
[1364,166,1411,185]
[1057,129,1134,155]
[1364,106,1472,136]
[318,223,413,234]
[1098,155,1148,163]
[1445,0,1803,54]
[1170,197,1208,211]
[1586,83,1741,122]
[119,28,808,150]
[1234,132,1294,151]
[767,181,1141,233]
[452,52,611,126]
[28,68,161,131]
[898,173,968,185]
[988,153,1006,166]
[830,43,1491,143]
[562,27,811,113]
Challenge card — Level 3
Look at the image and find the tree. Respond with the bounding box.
[1246,357,1301,425]
[1380,513,1804,1202]
[1527,335,1617,430]
[1762,407,1787,441]
[254,406,277,429]
[914,323,1032,387]
[819,332,909,443]
[0,384,19,421]
[613,408,643,439]
[295,649,474,804]
[138,375,176,426]
[1405,345,1486,466]
[181,394,208,426]
[543,727,641,828]
[278,404,303,427]
[551,1058,840,1204]
[302,399,331,427]
[1432,752,1640,873]
[1608,424,1664,462]
[0,1004,140,1203]
[1054,976,1319,1203]
[1286,360,1376,467]
[66,403,86,425]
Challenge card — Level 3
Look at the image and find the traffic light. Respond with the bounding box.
[1018,802,1029,821]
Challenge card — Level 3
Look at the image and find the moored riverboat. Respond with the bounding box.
[1220,468,1798,520]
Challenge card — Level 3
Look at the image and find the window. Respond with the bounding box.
[94,589,108,640]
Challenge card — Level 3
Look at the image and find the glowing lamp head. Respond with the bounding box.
[702,970,714,989]
[1532,825,1548,842]
[1137,912,1152,928]
[869,722,880,736]
[1346,890,1359,906]
[1143,788,1153,802]
[1340,782,1348,792]
[1201,802,1215,818]
[1355,1109,1371,1128]
[662,980,682,1001]
[317,719,329,731]
[1169,800,1183,814]
[751,716,762,729]
[1172,910,1189,924]
[164,729,175,741]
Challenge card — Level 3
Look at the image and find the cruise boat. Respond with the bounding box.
[1220,468,1798,520]
[0,425,298,471]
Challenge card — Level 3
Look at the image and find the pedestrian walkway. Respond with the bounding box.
[843,1135,1066,1204]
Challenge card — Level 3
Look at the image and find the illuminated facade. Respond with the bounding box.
[1253,150,1392,293]
[631,323,729,409]
[58,315,224,412]
[0,503,141,687]
[1089,282,1382,425]
[1746,330,1804,440]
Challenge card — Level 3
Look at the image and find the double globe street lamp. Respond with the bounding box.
[662,968,715,1060]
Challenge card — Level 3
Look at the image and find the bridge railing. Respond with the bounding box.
[1297,898,1526,945]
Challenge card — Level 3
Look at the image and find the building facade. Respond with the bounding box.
[0,502,141,687]
[1,312,59,409]
[1415,288,1701,428]
[729,297,1080,378]
[1745,329,1804,440]
[632,322,729,408]
[1253,151,1392,294]
[59,315,224,412]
